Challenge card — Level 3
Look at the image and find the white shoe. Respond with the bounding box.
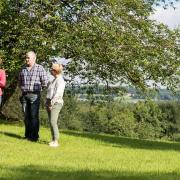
[49,141,59,147]
[48,141,54,145]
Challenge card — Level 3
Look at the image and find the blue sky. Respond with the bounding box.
[151,1,180,28]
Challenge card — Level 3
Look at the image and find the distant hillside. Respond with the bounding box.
[65,85,180,102]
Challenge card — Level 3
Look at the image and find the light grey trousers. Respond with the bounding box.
[47,103,63,141]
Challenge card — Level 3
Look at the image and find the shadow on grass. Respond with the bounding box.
[62,131,180,151]
[0,165,179,180]
[1,121,180,151]
[0,131,48,144]
[0,131,22,139]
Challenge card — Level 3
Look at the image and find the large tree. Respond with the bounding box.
[0,0,179,96]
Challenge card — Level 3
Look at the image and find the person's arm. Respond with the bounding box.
[40,66,48,89]
[51,80,65,106]
[0,70,6,88]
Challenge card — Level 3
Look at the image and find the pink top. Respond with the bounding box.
[0,69,6,96]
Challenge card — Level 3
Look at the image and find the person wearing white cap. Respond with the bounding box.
[46,63,66,147]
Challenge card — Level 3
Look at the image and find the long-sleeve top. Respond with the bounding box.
[46,75,66,106]
[19,63,48,93]
[0,69,6,96]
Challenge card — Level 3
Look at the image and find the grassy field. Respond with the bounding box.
[0,122,180,179]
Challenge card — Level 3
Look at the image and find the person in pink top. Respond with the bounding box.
[0,58,6,105]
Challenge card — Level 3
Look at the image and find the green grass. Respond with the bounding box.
[0,122,180,180]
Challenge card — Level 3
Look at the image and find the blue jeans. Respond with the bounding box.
[21,93,40,141]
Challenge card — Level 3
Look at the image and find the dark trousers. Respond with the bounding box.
[21,93,40,141]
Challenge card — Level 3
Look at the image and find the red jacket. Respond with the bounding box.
[0,69,6,96]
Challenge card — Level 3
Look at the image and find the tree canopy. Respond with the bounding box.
[0,0,180,90]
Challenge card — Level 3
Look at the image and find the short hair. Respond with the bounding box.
[26,51,36,60]
[51,63,63,74]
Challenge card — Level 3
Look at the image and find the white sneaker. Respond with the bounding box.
[49,141,59,147]
[48,141,54,145]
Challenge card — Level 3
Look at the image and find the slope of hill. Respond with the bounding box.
[0,122,180,180]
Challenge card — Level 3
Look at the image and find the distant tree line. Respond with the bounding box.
[65,85,180,101]
[2,87,180,141]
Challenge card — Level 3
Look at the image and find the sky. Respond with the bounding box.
[151,1,180,29]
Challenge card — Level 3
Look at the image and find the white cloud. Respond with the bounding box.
[151,2,180,29]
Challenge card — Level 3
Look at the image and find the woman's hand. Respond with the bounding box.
[47,105,52,112]
[46,104,52,112]
[45,98,52,111]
